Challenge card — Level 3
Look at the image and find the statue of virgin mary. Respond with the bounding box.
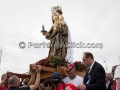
[41,6,74,63]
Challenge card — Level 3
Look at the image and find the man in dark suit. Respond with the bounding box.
[78,52,106,90]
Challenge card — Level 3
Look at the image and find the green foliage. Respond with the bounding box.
[36,56,69,68]
[73,61,87,72]
[36,56,87,71]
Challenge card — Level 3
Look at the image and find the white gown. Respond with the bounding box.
[64,21,74,63]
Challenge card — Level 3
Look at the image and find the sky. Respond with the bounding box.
[0,0,120,78]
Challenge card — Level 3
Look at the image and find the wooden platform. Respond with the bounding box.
[7,64,86,80]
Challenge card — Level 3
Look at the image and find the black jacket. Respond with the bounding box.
[84,61,106,90]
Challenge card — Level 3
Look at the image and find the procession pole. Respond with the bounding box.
[0,50,2,65]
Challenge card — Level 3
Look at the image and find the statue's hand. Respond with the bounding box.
[41,30,47,35]
[45,33,49,37]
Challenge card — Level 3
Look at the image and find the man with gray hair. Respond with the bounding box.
[7,65,42,90]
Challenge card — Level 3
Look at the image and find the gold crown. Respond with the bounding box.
[51,5,62,13]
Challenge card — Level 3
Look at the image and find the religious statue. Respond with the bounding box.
[41,6,73,63]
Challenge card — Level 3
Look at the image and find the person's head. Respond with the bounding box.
[1,73,8,86]
[52,13,58,24]
[23,78,30,85]
[8,75,20,87]
[105,73,111,83]
[1,73,6,81]
[52,14,58,20]
[51,72,61,86]
[43,78,52,90]
[56,10,62,16]
[52,13,56,18]
[111,65,118,77]
[66,64,76,79]
[82,52,94,67]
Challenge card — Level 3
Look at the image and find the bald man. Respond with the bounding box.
[7,65,42,90]
[78,52,106,90]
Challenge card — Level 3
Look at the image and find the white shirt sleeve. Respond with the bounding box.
[114,65,120,79]
[63,77,68,83]
[81,77,83,84]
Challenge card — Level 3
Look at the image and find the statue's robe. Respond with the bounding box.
[45,23,68,58]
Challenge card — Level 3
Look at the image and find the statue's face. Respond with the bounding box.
[53,15,58,21]
[56,12,60,16]
[52,13,56,19]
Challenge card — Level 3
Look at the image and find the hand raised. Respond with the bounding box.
[36,65,42,72]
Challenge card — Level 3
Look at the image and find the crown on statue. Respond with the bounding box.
[51,5,62,14]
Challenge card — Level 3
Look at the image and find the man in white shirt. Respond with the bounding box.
[63,64,83,87]
[114,65,120,90]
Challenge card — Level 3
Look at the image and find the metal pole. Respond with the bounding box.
[104,60,108,72]
[0,50,2,65]
[106,62,108,72]
[118,56,120,60]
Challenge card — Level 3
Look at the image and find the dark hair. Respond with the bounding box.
[1,73,6,80]
[84,52,94,60]
[43,78,52,87]
[56,10,62,15]
[112,65,118,72]
[112,65,118,69]
[52,19,55,24]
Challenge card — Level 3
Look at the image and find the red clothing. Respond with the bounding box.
[0,85,8,90]
[113,80,116,90]
[57,83,77,90]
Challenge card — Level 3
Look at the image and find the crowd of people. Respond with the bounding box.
[0,52,120,90]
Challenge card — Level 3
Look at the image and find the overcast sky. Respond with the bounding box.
[0,0,120,78]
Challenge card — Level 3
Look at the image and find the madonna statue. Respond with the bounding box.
[41,6,73,63]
